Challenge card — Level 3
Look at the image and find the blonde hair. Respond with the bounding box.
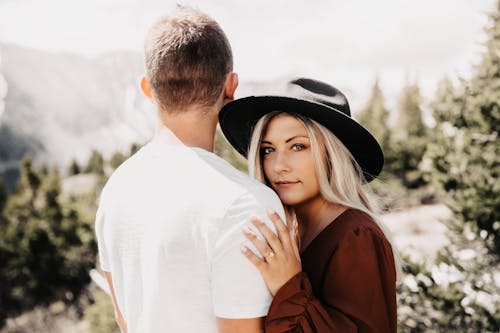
[248,111,403,281]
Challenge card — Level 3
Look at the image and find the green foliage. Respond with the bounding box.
[394,84,426,140]
[129,143,141,157]
[425,1,500,253]
[84,150,104,175]
[214,128,248,172]
[356,79,391,150]
[427,124,499,253]
[18,156,41,205]
[398,3,500,331]
[386,137,428,188]
[0,155,97,328]
[357,79,430,190]
[0,180,6,213]
[370,175,437,210]
[67,159,81,176]
[398,247,499,332]
[388,83,428,188]
[84,290,120,333]
[357,80,434,204]
[109,151,127,170]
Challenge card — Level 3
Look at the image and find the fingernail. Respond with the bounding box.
[240,245,248,253]
[266,209,276,215]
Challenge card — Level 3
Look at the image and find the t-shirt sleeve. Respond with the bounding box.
[211,189,286,318]
[95,196,111,272]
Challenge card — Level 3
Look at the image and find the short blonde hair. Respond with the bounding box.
[144,6,233,111]
[248,111,403,281]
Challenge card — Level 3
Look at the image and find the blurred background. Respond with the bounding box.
[0,0,498,332]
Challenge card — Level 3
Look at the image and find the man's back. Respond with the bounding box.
[95,128,285,332]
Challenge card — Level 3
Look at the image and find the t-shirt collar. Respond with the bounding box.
[152,123,184,147]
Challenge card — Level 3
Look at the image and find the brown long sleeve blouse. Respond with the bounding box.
[265,209,397,333]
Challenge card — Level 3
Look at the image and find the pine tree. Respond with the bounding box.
[18,155,41,210]
[109,151,127,170]
[389,83,428,187]
[85,150,105,175]
[398,3,500,331]
[428,0,499,254]
[68,159,81,176]
[129,143,141,157]
[0,180,6,214]
[356,79,391,150]
[0,159,96,327]
[394,83,426,140]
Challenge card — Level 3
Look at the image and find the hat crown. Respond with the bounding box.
[287,78,351,117]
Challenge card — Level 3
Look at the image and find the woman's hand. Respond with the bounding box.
[241,211,302,296]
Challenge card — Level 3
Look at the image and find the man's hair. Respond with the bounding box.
[144,6,233,111]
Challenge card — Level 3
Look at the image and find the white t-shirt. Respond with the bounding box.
[95,126,285,333]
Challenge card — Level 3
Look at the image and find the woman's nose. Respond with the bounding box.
[273,152,291,174]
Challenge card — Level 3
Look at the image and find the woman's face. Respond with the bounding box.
[261,114,321,207]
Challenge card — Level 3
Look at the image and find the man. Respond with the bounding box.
[95,6,285,333]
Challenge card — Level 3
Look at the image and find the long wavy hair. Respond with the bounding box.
[248,111,403,281]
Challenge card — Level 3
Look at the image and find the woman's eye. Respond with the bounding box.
[261,147,274,155]
[292,144,306,151]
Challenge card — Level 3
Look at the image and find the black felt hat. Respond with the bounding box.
[218,78,384,182]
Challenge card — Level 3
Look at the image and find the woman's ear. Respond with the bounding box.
[140,75,154,100]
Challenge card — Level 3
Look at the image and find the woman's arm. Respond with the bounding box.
[243,213,397,333]
[104,272,128,333]
[265,272,357,332]
[216,317,264,333]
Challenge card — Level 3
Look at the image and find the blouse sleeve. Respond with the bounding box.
[265,226,397,333]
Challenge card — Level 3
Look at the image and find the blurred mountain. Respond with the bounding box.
[0,43,157,190]
[0,43,281,191]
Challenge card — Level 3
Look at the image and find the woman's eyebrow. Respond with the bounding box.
[261,135,309,145]
[285,135,309,143]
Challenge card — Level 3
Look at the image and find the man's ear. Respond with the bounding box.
[141,75,154,101]
[222,72,238,105]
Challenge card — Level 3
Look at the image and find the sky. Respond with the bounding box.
[0,0,496,118]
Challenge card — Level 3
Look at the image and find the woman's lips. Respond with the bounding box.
[274,180,300,188]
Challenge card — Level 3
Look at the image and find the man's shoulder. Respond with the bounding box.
[216,166,283,219]
[198,151,277,200]
[193,150,282,213]
[100,146,149,196]
[241,177,280,206]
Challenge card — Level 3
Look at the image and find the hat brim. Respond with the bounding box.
[219,96,384,182]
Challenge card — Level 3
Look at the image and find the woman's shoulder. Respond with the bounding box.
[331,208,388,244]
[303,208,393,265]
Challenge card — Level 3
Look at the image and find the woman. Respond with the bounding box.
[219,78,402,333]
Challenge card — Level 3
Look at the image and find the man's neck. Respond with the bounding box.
[158,105,219,152]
